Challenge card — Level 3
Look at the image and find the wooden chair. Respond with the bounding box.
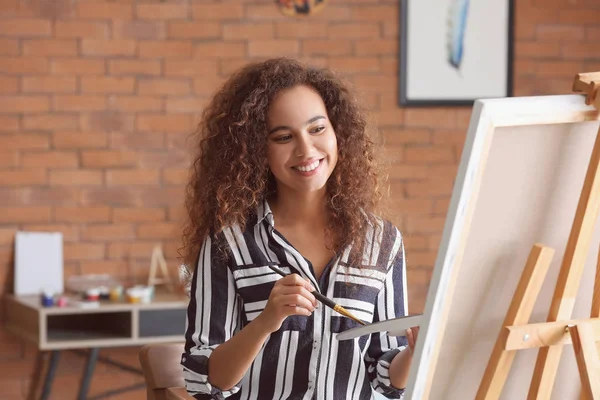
[138,342,193,400]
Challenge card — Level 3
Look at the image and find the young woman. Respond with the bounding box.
[180,58,418,400]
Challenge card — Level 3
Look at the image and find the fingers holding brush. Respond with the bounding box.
[257,274,318,333]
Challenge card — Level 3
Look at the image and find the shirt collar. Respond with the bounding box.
[255,198,275,227]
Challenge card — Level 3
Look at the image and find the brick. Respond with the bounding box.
[22,151,78,168]
[164,60,218,77]
[108,241,160,259]
[382,129,431,146]
[382,147,403,164]
[113,20,166,40]
[23,114,79,131]
[77,3,133,19]
[23,39,78,56]
[139,187,185,206]
[329,23,379,39]
[53,132,108,149]
[353,75,395,92]
[193,76,226,95]
[110,132,165,150]
[389,196,433,214]
[0,227,17,246]
[81,151,138,168]
[405,178,454,198]
[432,130,466,145]
[166,97,208,113]
[351,5,396,21]
[562,43,600,60]
[515,41,561,59]
[276,22,327,38]
[112,207,165,222]
[192,4,244,20]
[80,187,140,206]
[434,198,451,215]
[51,59,105,75]
[194,42,245,58]
[137,3,189,19]
[25,187,80,206]
[168,206,185,221]
[383,20,398,38]
[108,96,163,112]
[404,146,454,164]
[328,57,380,73]
[0,169,47,186]
[0,116,20,132]
[80,111,134,132]
[0,56,48,73]
[429,164,459,181]
[0,76,18,93]
[405,216,446,234]
[0,38,19,55]
[355,40,396,56]
[588,27,600,41]
[165,134,192,151]
[138,79,191,95]
[536,24,585,41]
[405,109,457,128]
[535,61,583,77]
[0,207,51,223]
[0,19,51,36]
[311,6,352,21]
[0,96,49,112]
[303,40,352,56]
[136,222,180,239]
[559,9,600,24]
[139,41,193,58]
[106,170,160,186]
[64,243,106,261]
[0,152,18,167]
[81,39,136,56]
[223,23,274,40]
[167,22,220,38]
[53,95,106,111]
[22,76,77,93]
[21,224,79,242]
[248,40,298,57]
[388,165,429,180]
[137,114,195,133]
[163,168,188,185]
[49,170,104,186]
[55,206,110,223]
[372,109,405,126]
[82,224,135,241]
[81,77,135,94]
[55,21,109,38]
[109,60,162,76]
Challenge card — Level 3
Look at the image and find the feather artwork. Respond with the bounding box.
[446,0,470,70]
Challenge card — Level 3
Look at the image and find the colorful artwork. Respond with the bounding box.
[277,0,327,16]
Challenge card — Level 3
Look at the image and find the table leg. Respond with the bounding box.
[40,351,60,400]
[26,351,44,400]
[78,348,99,400]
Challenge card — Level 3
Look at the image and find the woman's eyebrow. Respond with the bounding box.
[267,115,327,135]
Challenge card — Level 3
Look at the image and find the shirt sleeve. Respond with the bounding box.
[180,233,243,400]
[365,228,409,399]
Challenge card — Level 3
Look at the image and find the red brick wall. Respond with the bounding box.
[1,0,599,398]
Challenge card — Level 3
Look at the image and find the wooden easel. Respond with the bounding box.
[476,72,600,399]
[148,244,174,292]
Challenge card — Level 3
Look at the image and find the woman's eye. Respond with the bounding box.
[274,135,292,142]
[311,126,325,134]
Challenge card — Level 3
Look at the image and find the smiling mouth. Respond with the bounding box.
[292,159,322,172]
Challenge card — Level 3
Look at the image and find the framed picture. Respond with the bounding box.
[399,0,515,107]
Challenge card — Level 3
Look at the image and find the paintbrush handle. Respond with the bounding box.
[312,291,336,309]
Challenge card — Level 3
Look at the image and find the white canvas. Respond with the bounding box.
[14,231,64,296]
[404,94,600,399]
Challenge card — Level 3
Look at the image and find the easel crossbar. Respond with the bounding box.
[504,318,600,351]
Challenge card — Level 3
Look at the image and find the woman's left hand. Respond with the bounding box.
[405,326,420,353]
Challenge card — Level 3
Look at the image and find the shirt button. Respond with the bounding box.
[182,357,186,362]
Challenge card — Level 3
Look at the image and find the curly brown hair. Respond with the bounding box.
[180,57,388,270]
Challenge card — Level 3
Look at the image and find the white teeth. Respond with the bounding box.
[294,160,320,172]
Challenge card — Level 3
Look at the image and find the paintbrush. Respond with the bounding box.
[268,264,366,326]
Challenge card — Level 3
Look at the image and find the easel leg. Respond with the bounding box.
[78,348,99,400]
[26,351,44,400]
[40,351,60,400]
[476,245,554,400]
[570,324,600,399]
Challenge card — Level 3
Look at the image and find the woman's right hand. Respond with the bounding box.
[255,273,318,334]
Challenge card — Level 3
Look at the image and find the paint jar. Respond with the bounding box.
[85,288,100,301]
[56,296,67,307]
[41,290,54,307]
[109,286,123,302]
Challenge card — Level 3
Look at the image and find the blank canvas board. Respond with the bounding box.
[404,94,600,399]
[14,231,63,296]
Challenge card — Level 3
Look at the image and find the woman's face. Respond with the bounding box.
[266,85,338,196]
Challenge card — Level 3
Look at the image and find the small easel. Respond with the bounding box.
[476,72,600,399]
[148,244,174,292]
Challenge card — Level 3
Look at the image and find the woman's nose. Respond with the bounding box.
[295,134,313,157]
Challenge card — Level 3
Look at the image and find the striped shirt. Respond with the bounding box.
[181,200,409,400]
